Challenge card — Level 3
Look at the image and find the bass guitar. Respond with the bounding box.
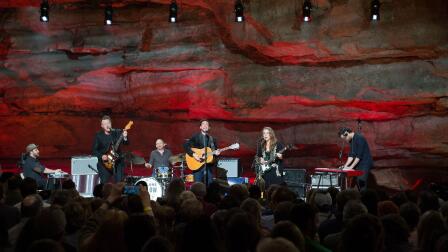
[186,143,240,171]
[103,121,133,170]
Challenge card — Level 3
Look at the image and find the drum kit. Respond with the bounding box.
[125,152,187,200]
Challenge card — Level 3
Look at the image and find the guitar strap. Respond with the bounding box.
[208,135,216,150]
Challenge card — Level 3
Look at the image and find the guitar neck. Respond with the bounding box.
[113,132,125,151]
[217,146,230,152]
[278,148,288,154]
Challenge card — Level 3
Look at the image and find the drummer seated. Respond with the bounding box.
[145,139,173,178]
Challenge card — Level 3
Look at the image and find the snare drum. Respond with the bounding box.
[135,177,164,200]
[156,166,171,179]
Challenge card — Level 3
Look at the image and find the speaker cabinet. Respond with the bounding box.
[217,158,240,177]
[71,156,98,175]
[71,156,99,197]
[284,168,307,185]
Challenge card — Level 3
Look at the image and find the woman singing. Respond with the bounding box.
[256,127,285,189]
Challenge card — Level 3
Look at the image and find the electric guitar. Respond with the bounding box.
[257,144,294,175]
[103,121,133,170]
[186,143,240,171]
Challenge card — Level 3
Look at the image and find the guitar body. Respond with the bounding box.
[185,143,240,171]
[103,145,120,170]
[185,147,215,171]
[259,163,273,173]
[101,121,134,171]
[256,144,294,176]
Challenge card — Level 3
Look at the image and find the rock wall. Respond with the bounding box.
[1,0,448,189]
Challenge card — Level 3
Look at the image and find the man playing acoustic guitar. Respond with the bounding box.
[92,115,129,184]
[183,120,220,185]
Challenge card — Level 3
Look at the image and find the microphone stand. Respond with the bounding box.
[254,138,262,174]
[357,119,362,132]
[338,140,345,169]
[88,164,98,173]
[203,132,208,185]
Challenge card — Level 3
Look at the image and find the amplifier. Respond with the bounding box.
[311,173,340,189]
[72,174,100,197]
[71,156,98,175]
[284,168,307,186]
[217,158,240,177]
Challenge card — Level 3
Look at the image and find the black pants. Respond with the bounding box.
[357,166,372,191]
[97,160,125,184]
[262,168,283,190]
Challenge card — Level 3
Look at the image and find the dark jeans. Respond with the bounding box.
[193,165,213,185]
[97,160,125,184]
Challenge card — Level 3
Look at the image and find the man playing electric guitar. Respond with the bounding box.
[183,120,220,185]
[92,115,129,184]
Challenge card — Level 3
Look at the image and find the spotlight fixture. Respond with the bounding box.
[371,0,380,21]
[169,1,178,23]
[234,0,244,23]
[303,0,311,22]
[40,0,49,22]
[105,5,113,25]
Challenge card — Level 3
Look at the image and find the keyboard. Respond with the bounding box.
[314,168,364,177]
[48,171,70,179]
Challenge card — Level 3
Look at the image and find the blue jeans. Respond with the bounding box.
[193,165,213,185]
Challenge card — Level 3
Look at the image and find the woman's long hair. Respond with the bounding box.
[261,127,277,151]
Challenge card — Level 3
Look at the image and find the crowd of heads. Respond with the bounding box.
[1,172,448,252]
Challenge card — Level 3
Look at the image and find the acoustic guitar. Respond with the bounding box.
[103,121,133,170]
[186,143,239,171]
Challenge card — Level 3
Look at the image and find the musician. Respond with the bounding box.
[92,115,129,184]
[22,144,61,188]
[338,127,373,191]
[183,120,220,185]
[145,139,173,177]
[256,127,284,189]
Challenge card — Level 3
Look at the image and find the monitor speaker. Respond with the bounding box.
[71,156,98,175]
[217,158,240,177]
[71,156,99,197]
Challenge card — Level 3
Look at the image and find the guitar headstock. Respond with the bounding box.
[229,143,240,150]
[124,121,134,131]
[284,144,297,151]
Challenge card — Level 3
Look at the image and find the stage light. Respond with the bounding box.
[234,0,244,23]
[169,1,178,23]
[303,0,311,22]
[40,0,49,22]
[371,0,380,21]
[105,5,113,25]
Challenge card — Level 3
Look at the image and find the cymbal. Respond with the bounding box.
[123,152,146,165]
[169,153,185,164]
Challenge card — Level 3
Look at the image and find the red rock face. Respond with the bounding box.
[1,0,448,190]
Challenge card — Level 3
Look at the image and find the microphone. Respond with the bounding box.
[88,164,98,173]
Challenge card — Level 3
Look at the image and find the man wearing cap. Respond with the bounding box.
[22,144,61,188]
